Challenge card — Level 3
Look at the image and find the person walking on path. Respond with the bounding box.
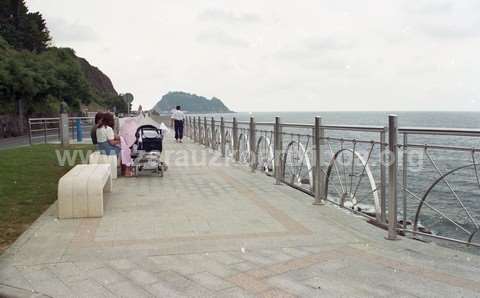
[171,105,186,143]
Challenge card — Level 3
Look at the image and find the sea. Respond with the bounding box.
[195,111,480,254]
[219,111,480,128]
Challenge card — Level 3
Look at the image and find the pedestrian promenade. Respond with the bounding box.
[1,136,480,297]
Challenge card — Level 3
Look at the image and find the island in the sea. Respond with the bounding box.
[153,91,233,114]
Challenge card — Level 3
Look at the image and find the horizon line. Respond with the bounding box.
[180,110,480,113]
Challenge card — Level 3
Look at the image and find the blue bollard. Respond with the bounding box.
[76,119,83,142]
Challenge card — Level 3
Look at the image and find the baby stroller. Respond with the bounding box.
[131,125,167,176]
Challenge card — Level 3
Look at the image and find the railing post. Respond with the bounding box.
[380,128,387,224]
[402,133,408,230]
[211,117,216,150]
[204,117,208,147]
[187,116,191,138]
[192,117,197,143]
[198,116,202,145]
[114,117,120,135]
[220,117,226,157]
[76,119,83,142]
[249,117,256,172]
[313,116,325,205]
[71,118,74,140]
[43,120,48,144]
[190,117,193,139]
[28,119,32,145]
[59,113,69,146]
[194,116,197,142]
[274,116,282,185]
[185,116,193,139]
[386,114,398,240]
[233,117,239,162]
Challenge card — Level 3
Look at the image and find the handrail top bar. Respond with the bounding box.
[190,116,480,135]
[222,120,249,124]
[198,119,386,132]
[255,122,275,126]
[321,124,386,132]
[400,142,480,152]
[281,123,312,128]
[29,117,95,121]
[29,117,60,121]
[399,126,480,136]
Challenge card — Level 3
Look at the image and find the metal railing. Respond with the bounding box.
[398,126,480,247]
[28,118,62,144]
[68,117,95,142]
[186,115,480,249]
[28,116,95,145]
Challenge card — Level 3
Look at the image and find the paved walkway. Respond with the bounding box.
[0,135,30,150]
[1,136,480,297]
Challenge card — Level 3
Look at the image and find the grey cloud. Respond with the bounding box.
[275,35,356,69]
[196,30,249,48]
[402,0,480,39]
[419,22,480,39]
[198,9,261,24]
[305,36,355,51]
[276,48,351,71]
[48,18,97,43]
[403,0,453,14]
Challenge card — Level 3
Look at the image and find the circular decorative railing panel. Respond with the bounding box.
[214,129,221,150]
[324,146,380,221]
[224,129,234,158]
[205,127,212,147]
[256,136,274,174]
[410,162,480,247]
[238,133,250,164]
[282,140,313,191]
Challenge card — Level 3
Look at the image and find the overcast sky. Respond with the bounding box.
[27,0,480,111]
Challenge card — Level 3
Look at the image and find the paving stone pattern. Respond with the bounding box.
[1,136,480,297]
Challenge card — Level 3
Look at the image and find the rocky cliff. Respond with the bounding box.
[77,57,118,97]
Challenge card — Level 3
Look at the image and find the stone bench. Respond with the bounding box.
[89,151,118,179]
[58,164,112,219]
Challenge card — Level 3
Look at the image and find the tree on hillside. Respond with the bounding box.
[0,1,122,135]
[0,44,95,118]
[120,93,134,114]
[0,0,51,52]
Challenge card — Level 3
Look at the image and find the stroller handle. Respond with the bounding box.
[135,125,163,138]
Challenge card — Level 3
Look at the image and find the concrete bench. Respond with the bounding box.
[58,164,112,219]
[89,151,118,179]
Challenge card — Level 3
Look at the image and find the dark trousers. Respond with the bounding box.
[174,120,184,140]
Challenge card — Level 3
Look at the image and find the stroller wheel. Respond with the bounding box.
[161,162,168,172]
[157,167,164,177]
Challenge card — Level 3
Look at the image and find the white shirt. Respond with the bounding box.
[171,110,186,121]
[96,126,115,143]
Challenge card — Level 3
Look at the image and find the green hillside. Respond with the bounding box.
[0,0,127,118]
[154,91,233,113]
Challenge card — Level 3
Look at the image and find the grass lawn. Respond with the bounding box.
[0,144,94,253]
